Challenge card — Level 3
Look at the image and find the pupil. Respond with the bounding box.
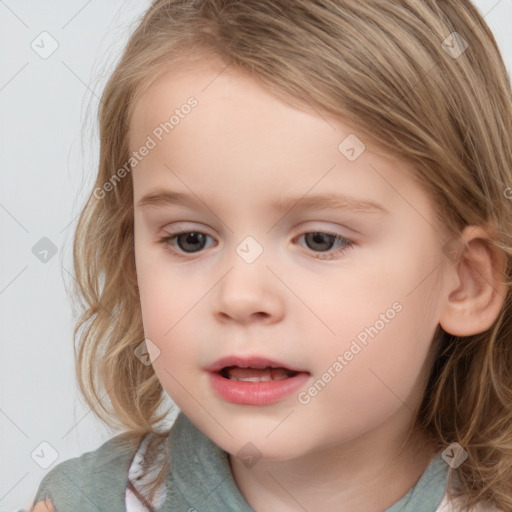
[178,232,205,252]
[306,232,334,251]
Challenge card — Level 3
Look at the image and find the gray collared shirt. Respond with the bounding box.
[33,412,449,511]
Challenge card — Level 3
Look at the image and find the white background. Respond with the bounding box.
[1,1,511,510]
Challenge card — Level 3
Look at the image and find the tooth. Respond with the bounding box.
[225,366,297,382]
[231,375,272,382]
[228,373,291,382]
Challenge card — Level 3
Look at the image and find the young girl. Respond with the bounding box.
[32,0,512,510]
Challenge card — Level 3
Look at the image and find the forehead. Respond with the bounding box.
[127,57,434,228]
[128,56,332,150]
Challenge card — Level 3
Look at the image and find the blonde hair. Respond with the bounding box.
[73,0,512,508]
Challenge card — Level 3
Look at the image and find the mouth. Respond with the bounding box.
[205,355,308,378]
[205,355,310,405]
[219,366,299,382]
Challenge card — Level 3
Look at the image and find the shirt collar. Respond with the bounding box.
[167,412,449,512]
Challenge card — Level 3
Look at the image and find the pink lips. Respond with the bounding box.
[205,355,307,373]
[205,355,310,406]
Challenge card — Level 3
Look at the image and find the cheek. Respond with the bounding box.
[136,243,181,342]
[135,254,204,407]
[135,245,209,368]
[297,302,437,442]
[313,244,442,412]
[135,232,186,321]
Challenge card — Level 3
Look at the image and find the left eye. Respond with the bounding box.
[296,232,354,258]
[158,231,354,259]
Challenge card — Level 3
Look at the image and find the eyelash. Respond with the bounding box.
[157,230,355,260]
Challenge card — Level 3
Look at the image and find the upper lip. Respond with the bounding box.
[205,355,309,374]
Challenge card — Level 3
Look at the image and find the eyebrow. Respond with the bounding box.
[136,190,389,215]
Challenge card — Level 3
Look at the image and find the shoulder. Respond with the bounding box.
[32,432,141,511]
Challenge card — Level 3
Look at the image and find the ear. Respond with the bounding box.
[439,225,508,336]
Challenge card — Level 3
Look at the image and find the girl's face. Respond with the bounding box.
[130,58,452,461]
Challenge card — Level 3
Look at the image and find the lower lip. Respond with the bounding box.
[208,371,310,405]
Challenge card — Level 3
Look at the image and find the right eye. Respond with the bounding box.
[158,231,216,256]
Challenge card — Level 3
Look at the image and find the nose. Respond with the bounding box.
[214,257,285,325]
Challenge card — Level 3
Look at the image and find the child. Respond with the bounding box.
[32,0,512,510]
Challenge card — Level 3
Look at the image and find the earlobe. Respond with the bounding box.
[439,225,507,337]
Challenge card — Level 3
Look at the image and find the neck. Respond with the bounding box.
[229,409,438,512]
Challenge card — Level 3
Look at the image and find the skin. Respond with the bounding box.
[34,56,506,512]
